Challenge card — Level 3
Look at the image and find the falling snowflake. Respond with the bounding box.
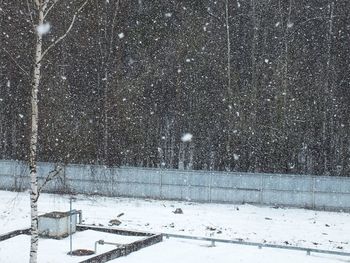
[287,22,294,28]
[36,22,51,35]
[181,133,193,142]
[118,32,125,39]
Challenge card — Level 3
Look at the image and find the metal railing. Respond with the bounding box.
[162,233,350,257]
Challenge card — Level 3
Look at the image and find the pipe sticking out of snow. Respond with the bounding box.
[94,240,123,254]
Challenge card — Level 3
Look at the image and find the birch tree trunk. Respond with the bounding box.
[249,0,258,171]
[28,1,89,262]
[29,5,43,263]
[225,0,233,170]
[322,1,334,175]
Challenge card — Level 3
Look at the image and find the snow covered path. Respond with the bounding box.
[0,190,349,262]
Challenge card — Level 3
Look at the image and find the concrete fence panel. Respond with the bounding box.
[0,160,350,211]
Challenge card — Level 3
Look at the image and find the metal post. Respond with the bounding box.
[69,197,76,255]
[70,197,72,255]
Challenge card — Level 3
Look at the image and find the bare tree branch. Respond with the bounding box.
[205,9,224,23]
[26,0,35,29]
[43,0,58,19]
[42,1,48,11]
[107,0,120,62]
[37,165,63,199]
[2,48,30,76]
[287,15,344,42]
[42,0,52,11]
[41,0,89,60]
[34,0,40,9]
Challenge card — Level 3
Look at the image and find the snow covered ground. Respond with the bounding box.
[0,190,349,263]
[0,230,143,262]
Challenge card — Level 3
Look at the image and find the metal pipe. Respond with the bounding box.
[69,198,73,256]
[94,239,123,254]
[162,233,350,257]
[69,197,77,255]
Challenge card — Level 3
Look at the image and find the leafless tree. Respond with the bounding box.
[27,0,88,262]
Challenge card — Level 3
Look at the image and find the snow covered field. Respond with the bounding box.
[0,190,349,263]
[0,230,143,262]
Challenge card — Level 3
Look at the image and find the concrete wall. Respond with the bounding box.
[1,159,349,211]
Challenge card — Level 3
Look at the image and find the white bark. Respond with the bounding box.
[29,4,43,262]
[250,0,257,99]
[103,71,109,163]
[97,1,119,163]
[28,1,89,262]
[322,1,334,174]
[225,0,233,168]
[225,0,231,96]
[187,143,194,170]
[249,0,258,171]
[178,142,184,170]
[282,0,293,121]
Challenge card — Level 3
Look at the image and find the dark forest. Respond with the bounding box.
[1,0,350,176]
